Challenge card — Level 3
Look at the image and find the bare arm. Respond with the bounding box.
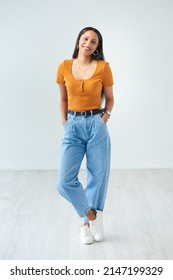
[102,86,114,123]
[58,84,68,125]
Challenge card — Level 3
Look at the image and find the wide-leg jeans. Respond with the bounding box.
[57,113,111,222]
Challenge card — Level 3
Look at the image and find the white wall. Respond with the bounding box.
[0,0,173,170]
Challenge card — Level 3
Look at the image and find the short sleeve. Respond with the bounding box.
[102,62,114,87]
[56,61,65,84]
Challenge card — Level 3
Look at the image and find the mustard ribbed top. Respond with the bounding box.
[56,59,114,111]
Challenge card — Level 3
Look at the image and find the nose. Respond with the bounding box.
[85,40,91,47]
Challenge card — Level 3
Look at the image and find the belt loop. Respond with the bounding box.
[90,110,93,117]
[74,111,77,117]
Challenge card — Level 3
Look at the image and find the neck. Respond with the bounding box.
[76,54,92,65]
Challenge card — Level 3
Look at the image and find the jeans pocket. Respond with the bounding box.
[63,120,69,127]
[98,113,107,125]
[63,114,74,130]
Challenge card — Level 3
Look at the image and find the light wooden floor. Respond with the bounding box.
[0,169,173,260]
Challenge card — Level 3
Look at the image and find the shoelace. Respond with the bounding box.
[90,220,100,234]
[83,225,92,236]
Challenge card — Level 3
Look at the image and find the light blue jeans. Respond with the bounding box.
[57,113,111,222]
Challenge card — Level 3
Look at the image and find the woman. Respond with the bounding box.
[56,27,114,244]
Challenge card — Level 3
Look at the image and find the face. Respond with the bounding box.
[78,30,99,56]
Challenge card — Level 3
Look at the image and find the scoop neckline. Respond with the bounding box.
[70,59,98,81]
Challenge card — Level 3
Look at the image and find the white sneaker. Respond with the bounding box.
[89,211,104,242]
[80,224,94,245]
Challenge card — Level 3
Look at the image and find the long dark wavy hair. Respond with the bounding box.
[72,27,105,60]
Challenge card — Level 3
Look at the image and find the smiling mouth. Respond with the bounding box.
[83,46,91,51]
